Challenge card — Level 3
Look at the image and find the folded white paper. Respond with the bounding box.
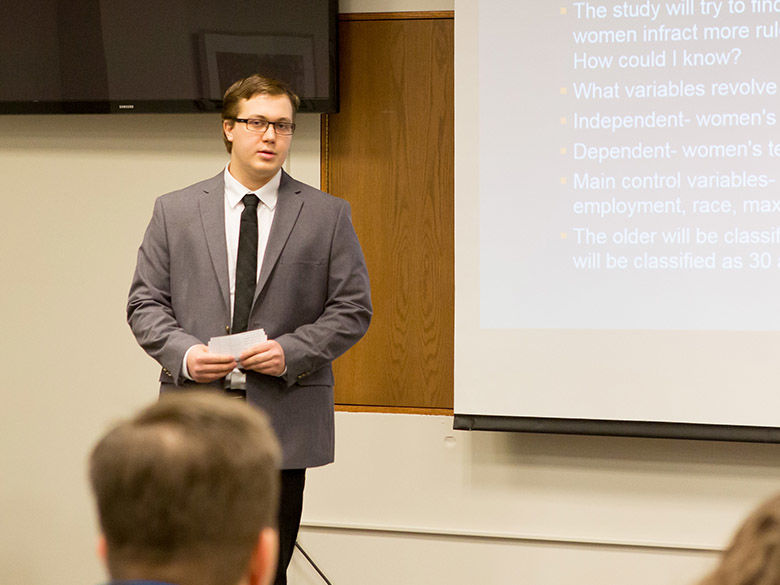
[207,328,267,360]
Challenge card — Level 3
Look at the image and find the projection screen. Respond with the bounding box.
[454,0,780,441]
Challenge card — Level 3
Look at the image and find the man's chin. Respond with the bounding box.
[252,163,283,177]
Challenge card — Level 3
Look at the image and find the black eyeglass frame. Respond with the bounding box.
[230,117,296,135]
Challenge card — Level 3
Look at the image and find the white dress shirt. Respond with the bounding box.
[223,165,279,317]
[181,166,280,379]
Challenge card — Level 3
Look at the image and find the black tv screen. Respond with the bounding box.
[0,0,338,114]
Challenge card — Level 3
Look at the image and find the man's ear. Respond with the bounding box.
[97,534,108,562]
[248,528,279,585]
[223,119,235,142]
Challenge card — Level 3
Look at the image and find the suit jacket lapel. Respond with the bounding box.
[198,173,231,313]
[256,171,303,300]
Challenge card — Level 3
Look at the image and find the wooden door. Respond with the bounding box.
[323,12,454,412]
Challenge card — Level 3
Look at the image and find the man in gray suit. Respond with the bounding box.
[127,75,372,585]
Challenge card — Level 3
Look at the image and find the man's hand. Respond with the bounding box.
[239,340,286,377]
[186,344,237,383]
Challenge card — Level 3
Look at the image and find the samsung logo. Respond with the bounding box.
[118,104,135,110]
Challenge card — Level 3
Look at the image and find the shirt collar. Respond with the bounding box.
[223,165,281,211]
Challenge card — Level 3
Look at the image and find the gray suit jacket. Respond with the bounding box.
[127,170,372,468]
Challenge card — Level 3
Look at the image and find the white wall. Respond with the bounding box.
[1,2,778,585]
[292,413,779,585]
[0,111,321,585]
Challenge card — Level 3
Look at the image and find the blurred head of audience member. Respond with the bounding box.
[89,391,281,585]
[697,492,780,585]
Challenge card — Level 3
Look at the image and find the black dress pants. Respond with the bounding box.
[274,468,306,585]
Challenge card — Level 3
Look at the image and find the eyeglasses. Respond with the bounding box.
[232,117,296,135]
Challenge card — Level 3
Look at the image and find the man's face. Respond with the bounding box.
[223,93,294,190]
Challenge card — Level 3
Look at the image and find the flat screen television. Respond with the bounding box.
[0,0,338,114]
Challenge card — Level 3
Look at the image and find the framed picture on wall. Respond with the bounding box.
[199,32,317,100]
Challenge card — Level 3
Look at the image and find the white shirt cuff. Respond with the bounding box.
[181,346,197,380]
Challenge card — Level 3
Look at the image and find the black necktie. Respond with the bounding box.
[232,194,260,334]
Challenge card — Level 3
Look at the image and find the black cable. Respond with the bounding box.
[295,540,334,585]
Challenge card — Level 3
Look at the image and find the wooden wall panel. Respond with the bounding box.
[324,14,454,411]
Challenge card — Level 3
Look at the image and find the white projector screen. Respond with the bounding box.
[454,0,780,440]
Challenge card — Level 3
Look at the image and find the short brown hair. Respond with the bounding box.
[89,392,281,585]
[697,492,780,585]
[221,74,301,153]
